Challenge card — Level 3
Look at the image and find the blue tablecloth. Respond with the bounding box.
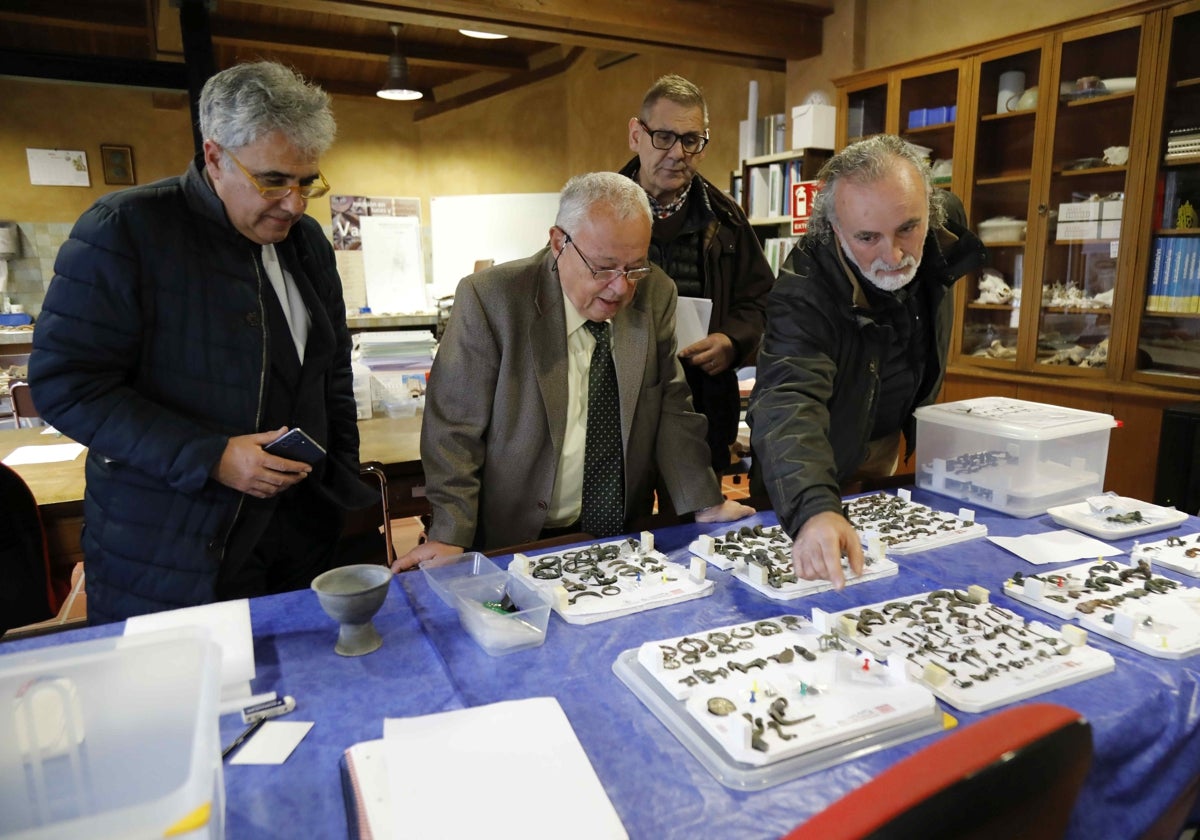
[5,489,1200,838]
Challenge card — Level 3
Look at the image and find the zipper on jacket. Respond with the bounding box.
[860,356,880,456]
[214,249,270,564]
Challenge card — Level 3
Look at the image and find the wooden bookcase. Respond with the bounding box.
[835,2,1200,502]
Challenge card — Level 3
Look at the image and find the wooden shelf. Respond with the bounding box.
[1143,309,1200,319]
[1054,163,1126,177]
[975,173,1033,185]
[1060,90,1135,107]
[967,303,1016,311]
[1041,306,1113,314]
[980,109,1036,122]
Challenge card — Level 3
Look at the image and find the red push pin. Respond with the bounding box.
[862,658,870,672]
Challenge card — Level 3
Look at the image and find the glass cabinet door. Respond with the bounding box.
[1031,17,1150,375]
[1133,3,1200,383]
[840,73,888,144]
[895,59,966,191]
[959,40,1049,367]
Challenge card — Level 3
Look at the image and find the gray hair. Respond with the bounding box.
[199,61,336,157]
[808,134,945,241]
[639,74,709,129]
[555,172,652,232]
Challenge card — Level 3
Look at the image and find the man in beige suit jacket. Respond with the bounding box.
[393,172,750,570]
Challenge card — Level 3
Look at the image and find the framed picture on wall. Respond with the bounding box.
[99,144,135,185]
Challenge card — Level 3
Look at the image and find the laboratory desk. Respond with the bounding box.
[4,489,1200,839]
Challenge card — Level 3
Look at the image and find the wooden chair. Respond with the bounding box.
[9,380,39,428]
[783,703,1093,840]
[335,462,394,567]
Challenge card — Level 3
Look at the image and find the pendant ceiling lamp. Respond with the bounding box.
[378,23,422,101]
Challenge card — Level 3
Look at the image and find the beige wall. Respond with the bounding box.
[2,56,783,228]
[0,56,781,314]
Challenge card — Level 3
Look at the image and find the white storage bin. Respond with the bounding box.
[0,629,224,839]
[914,397,1117,518]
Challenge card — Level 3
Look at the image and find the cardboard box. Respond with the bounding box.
[1058,202,1102,222]
[791,103,836,150]
[1102,200,1124,220]
[1057,220,1101,241]
[1099,219,1123,239]
[915,397,1117,518]
[0,629,224,839]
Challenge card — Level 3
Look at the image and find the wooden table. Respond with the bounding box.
[0,426,87,587]
[0,414,429,592]
[356,412,429,518]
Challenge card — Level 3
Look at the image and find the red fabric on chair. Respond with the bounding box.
[784,703,1093,840]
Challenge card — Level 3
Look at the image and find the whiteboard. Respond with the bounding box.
[430,193,559,300]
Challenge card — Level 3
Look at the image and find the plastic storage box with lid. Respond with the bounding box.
[0,628,224,839]
[913,397,1117,518]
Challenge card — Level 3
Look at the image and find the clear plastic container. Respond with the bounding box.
[915,396,1116,518]
[452,574,551,656]
[419,552,505,607]
[0,628,224,839]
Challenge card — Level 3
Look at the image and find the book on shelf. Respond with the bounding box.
[748,166,771,219]
[763,236,799,275]
[1149,237,1165,311]
[767,163,784,217]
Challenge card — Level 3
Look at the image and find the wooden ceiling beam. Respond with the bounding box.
[414,46,585,121]
[238,0,829,66]
[207,19,529,72]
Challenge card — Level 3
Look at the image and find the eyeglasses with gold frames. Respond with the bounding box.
[221,147,330,200]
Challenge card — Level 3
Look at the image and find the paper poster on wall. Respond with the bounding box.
[330,195,425,313]
[360,215,426,315]
[26,148,90,187]
[430,193,559,301]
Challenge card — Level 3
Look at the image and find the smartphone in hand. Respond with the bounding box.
[264,427,326,465]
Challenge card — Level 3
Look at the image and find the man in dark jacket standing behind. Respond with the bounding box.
[619,74,774,477]
[31,61,373,624]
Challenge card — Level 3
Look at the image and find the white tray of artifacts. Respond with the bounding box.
[841,490,987,555]
[1133,533,1200,577]
[688,523,898,600]
[509,532,713,625]
[612,614,945,789]
[1002,558,1200,659]
[821,588,1115,713]
[1046,494,1189,540]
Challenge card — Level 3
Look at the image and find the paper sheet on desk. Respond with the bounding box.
[2,442,84,465]
[383,697,627,840]
[124,599,256,708]
[988,530,1122,565]
[675,296,713,352]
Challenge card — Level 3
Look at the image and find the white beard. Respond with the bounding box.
[838,237,919,292]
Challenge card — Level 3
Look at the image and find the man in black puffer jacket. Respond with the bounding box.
[31,61,374,624]
[749,135,986,589]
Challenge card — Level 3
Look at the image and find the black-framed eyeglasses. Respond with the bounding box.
[637,118,709,154]
[221,146,330,200]
[560,230,652,285]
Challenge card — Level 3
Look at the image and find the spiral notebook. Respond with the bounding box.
[340,697,627,839]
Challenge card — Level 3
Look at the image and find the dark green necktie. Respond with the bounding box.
[580,320,625,537]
